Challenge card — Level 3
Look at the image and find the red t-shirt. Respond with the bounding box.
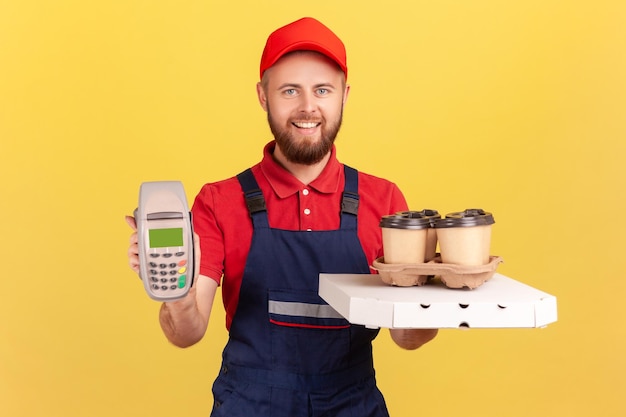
[192,141,408,330]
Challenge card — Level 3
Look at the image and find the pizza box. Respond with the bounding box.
[318,273,557,329]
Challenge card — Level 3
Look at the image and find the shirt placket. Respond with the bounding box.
[300,187,314,231]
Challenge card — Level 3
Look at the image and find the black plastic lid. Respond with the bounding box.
[433,208,495,228]
[397,209,440,219]
[380,212,431,230]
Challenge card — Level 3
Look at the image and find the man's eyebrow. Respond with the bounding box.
[313,83,337,89]
[276,83,302,90]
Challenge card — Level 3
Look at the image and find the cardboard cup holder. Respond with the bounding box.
[371,255,504,289]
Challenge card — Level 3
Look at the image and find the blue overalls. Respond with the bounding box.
[210,166,390,417]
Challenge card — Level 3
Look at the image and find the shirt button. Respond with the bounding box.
[304,208,311,215]
[302,189,309,196]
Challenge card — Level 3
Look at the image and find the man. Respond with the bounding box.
[127,17,437,416]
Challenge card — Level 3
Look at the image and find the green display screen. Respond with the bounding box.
[149,228,184,248]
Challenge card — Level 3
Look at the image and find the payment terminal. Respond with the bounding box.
[134,181,194,302]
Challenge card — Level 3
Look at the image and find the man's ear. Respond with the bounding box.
[257,82,268,112]
[343,84,350,106]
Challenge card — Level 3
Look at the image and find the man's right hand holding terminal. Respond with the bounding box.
[125,215,218,348]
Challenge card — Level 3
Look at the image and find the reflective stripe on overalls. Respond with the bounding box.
[210,166,390,417]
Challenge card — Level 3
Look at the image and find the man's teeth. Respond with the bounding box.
[294,122,319,129]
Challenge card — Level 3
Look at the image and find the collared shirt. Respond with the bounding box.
[192,141,408,330]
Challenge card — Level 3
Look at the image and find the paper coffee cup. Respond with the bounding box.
[380,212,430,264]
[396,209,440,262]
[434,209,495,266]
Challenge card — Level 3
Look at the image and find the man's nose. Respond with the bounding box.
[298,91,317,113]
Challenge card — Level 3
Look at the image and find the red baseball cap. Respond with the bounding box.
[259,17,347,80]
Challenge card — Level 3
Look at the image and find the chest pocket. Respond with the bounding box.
[268,289,353,372]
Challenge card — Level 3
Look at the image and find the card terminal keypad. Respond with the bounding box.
[147,251,188,292]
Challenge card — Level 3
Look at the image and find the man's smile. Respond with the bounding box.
[293,121,321,129]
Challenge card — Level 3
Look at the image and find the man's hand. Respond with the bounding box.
[125,215,140,274]
[389,328,439,350]
[125,214,215,347]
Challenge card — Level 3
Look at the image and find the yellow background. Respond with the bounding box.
[1,1,624,416]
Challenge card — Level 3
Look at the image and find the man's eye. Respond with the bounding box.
[317,88,328,95]
[284,89,296,96]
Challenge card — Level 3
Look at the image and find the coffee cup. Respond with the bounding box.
[396,209,440,262]
[434,209,495,266]
[380,212,431,264]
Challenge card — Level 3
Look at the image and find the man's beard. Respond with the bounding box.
[267,104,343,165]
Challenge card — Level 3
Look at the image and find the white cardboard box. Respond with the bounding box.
[318,273,557,329]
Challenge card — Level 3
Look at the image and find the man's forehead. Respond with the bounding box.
[264,51,345,86]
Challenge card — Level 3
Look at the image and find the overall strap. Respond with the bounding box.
[340,165,359,229]
[237,166,360,230]
[237,168,269,228]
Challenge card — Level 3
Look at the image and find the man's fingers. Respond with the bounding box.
[126,215,140,274]
[128,242,140,274]
[125,215,137,231]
